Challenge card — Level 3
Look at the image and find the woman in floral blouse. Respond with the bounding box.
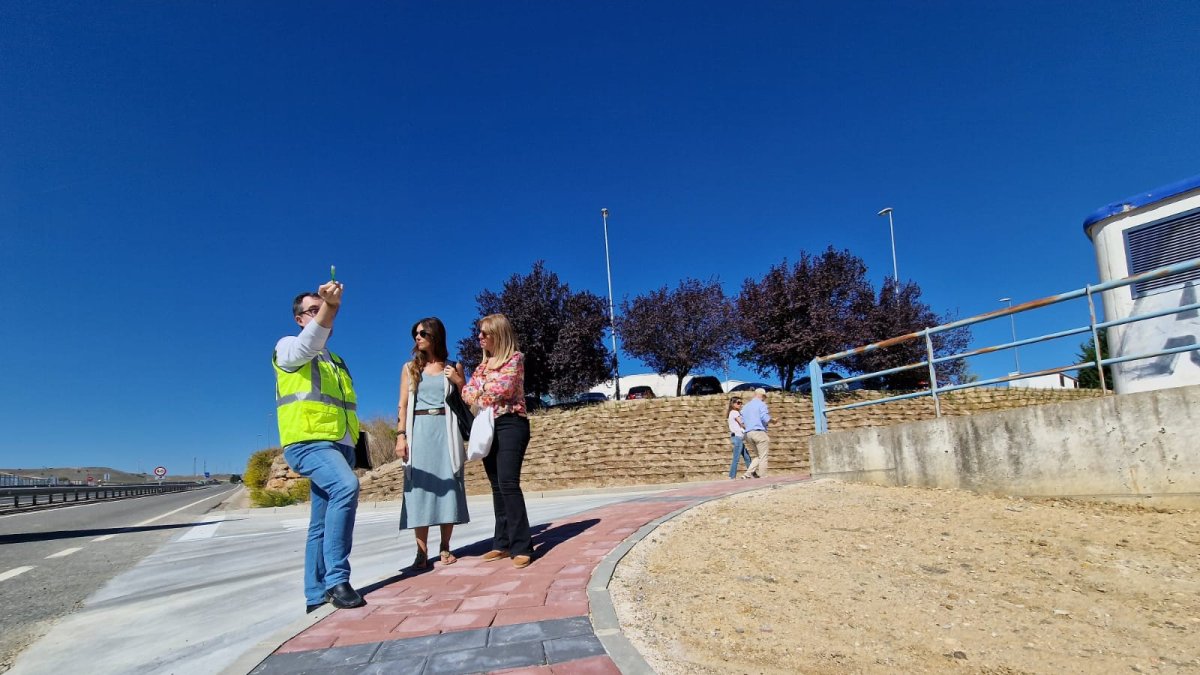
[462,313,534,568]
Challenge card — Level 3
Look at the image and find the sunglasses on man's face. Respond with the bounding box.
[298,307,320,317]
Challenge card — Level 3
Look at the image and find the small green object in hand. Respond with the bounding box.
[330,265,336,281]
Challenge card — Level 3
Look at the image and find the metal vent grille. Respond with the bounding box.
[1126,208,1200,297]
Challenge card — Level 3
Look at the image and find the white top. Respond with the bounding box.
[274,320,331,371]
[727,410,744,437]
[274,320,354,447]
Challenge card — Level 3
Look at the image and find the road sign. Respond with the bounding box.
[204,471,211,479]
[154,466,167,478]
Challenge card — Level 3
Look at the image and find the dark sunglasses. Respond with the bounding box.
[298,307,320,317]
[414,329,433,339]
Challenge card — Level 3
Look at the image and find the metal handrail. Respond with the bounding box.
[810,256,1200,433]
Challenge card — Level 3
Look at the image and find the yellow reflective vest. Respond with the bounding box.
[274,349,360,447]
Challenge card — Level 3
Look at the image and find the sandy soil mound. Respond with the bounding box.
[610,479,1200,674]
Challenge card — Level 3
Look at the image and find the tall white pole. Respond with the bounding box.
[601,208,620,400]
[877,207,899,282]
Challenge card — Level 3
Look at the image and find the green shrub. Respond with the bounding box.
[243,447,282,490]
[287,478,311,502]
[250,488,294,507]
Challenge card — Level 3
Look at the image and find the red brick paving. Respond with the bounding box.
[276,475,805,667]
[548,655,623,674]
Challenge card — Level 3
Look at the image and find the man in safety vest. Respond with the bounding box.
[274,280,366,613]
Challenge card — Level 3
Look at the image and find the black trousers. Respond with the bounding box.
[482,413,532,556]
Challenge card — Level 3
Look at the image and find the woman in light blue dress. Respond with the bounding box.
[395,317,469,569]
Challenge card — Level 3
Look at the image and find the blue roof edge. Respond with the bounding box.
[1083,173,1200,234]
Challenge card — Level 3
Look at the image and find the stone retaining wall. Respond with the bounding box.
[357,388,1101,502]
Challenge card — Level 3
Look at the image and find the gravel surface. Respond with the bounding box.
[610,479,1200,674]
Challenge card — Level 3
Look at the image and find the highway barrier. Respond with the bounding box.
[0,482,200,512]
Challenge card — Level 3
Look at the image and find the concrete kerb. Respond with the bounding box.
[587,477,814,674]
[222,479,690,674]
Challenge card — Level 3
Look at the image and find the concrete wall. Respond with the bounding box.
[356,387,1101,502]
[810,384,1200,507]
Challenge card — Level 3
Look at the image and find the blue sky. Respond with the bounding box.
[3,1,1198,475]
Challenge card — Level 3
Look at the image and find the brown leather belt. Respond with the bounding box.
[413,408,444,416]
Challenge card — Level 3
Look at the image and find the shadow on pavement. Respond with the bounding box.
[0,520,231,544]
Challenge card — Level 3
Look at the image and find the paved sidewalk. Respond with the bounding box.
[246,475,807,674]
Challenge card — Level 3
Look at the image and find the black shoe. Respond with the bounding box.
[324,582,366,609]
[306,602,325,614]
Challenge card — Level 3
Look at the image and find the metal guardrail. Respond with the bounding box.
[0,482,199,511]
[810,257,1200,433]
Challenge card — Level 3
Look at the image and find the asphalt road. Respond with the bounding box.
[4,485,670,675]
[0,485,239,673]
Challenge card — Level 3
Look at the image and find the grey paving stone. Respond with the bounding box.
[347,655,428,674]
[487,616,593,646]
[250,643,380,674]
[371,634,439,660]
[424,641,545,675]
[430,627,490,653]
[544,634,607,664]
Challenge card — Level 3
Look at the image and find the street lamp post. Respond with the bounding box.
[999,297,1021,374]
[876,207,899,283]
[601,208,620,400]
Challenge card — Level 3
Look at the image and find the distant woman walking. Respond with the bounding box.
[395,317,469,570]
[727,397,751,479]
[463,314,534,568]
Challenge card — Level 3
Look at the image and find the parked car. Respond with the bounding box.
[727,382,780,393]
[577,392,608,405]
[791,372,858,394]
[684,375,724,396]
[625,386,656,399]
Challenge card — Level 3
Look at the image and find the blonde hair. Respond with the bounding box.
[480,313,518,370]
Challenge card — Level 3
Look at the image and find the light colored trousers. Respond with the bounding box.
[744,430,770,477]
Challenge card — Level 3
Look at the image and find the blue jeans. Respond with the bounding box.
[283,441,359,606]
[728,434,751,478]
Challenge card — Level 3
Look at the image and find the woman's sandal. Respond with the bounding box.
[410,549,429,570]
[439,548,458,565]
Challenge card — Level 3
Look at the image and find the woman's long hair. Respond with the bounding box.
[479,313,518,370]
[727,396,743,414]
[406,317,449,391]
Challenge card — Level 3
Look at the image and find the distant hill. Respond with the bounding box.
[0,467,230,484]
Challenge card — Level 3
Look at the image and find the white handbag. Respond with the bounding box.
[466,407,495,461]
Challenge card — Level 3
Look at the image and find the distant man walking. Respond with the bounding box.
[273,280,366,613]
[740,388,771,479]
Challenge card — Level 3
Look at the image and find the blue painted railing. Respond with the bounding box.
[810,257,1200,433]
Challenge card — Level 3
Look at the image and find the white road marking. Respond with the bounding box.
[0,566,35,581]
[177,514,225,542]
[281,510,399,531]
[91,490,233,542]
[45,547,83,559]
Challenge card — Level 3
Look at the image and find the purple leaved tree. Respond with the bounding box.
[844,278,972,389]
[618,278,740,396]
[735,247,874,389]
[457,261,613,400]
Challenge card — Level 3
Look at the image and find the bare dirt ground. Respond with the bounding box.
[610,479,1200,674]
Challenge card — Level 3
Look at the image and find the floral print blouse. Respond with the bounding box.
[463,351,526,416]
